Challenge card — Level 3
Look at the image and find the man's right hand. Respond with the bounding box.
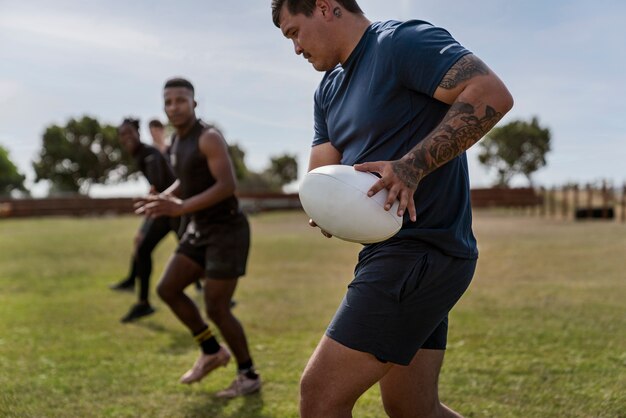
[309,219,333,239]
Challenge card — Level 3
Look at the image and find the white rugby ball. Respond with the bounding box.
[299,165,403,244]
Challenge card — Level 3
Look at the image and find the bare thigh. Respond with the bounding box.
[380,349,461,418]
[158,253,204,293]
[300,336,392,418]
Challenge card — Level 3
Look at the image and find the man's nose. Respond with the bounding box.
[293,40,303,55]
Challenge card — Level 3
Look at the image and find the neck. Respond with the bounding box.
[175,116,197,138]
[338,14,371,65]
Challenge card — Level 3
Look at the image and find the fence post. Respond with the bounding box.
[539,186,546,217]
[561,185,569,220]
[573,184,579,218]
[601,180,609,220]
[622,182,626,223]
[549,186,557,218]
[586,183,593,218]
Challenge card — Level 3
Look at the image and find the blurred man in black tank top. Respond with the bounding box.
[135,78,260,398]
[111,118,181,323]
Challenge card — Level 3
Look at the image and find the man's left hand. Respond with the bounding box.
[134,194,184,218]
[353,160,417,222]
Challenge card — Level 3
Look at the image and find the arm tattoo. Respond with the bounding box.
[392,103,502,188]
[439,55,490,90]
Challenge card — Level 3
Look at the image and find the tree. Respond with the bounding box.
[228,144,250,181]
[228,143,298,192]
[32,116,135,194]
[0,144,28,196]
[478,117,551,187]
[264,154,298,186]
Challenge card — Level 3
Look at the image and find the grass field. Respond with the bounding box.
[0,211,624,418]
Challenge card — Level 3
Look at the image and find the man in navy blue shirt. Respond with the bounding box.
[272,1,513,417]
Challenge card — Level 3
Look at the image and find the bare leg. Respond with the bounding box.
[380,349,462,418]
[156,253,206,333]
[204,278,251,364]
[300,336,392,418]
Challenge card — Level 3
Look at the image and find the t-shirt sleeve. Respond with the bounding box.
[391,21,471,96]
[312,84,330,146]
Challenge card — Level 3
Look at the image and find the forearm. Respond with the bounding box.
[161,179,180,197]
[394,82,512,188]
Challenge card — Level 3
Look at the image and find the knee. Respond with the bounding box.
[206,303,230,325]
[157,280,176,303]
[299,371,350,418]
[299,373,324,418]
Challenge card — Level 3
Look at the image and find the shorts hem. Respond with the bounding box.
[204,272,244,280]
[325,330,411,366]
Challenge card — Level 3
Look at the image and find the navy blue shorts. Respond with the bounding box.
[326,238,476,365]
[176,212,250,279]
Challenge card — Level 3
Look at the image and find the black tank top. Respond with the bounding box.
[134,143,176,193]
[170,119,239,224]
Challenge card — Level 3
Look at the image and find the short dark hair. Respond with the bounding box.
[164,77,195,95]
[120,117,140,132]
[148,119,164,129]
[271,0,363,27]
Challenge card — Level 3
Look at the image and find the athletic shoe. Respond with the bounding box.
[216,373,262,398]
[180,345,231,384]
[110,279,135,292]
[120,303,155,323]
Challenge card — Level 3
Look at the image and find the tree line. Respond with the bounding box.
[1,116,298,196]
[0,115,550,197]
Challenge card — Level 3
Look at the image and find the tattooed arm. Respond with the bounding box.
[354,54,513,221]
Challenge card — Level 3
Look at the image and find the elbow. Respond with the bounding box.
[221,179,236,198]
[501,88,514,114]
[493,78,514,115]
[225,184,236,198]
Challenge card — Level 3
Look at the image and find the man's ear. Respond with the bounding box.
[316,0,332,20]
[193,100,197,108]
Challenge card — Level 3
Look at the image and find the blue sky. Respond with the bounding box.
[1,0,624,196]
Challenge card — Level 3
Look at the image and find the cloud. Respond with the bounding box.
[0,0,624,196]
[0,79,22,104]
[0,10,178,59]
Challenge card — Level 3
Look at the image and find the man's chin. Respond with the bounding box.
[312,62,333,72]
[170,117,189,127]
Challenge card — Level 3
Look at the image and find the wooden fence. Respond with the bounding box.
[470,187,542,208]
[0,193,302,218]
[0,188,543,219]
[1,185,623,221]
[537,182,626,222]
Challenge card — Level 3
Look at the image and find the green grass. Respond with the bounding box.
[0,211,624,417]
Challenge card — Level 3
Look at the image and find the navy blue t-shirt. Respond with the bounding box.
[313,20,477,259]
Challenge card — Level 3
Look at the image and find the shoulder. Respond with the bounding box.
[198,124,228,155]
[196,120,222,139]
[200,125,225,142]
[387,19,455,48]
[143,144,165,161]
